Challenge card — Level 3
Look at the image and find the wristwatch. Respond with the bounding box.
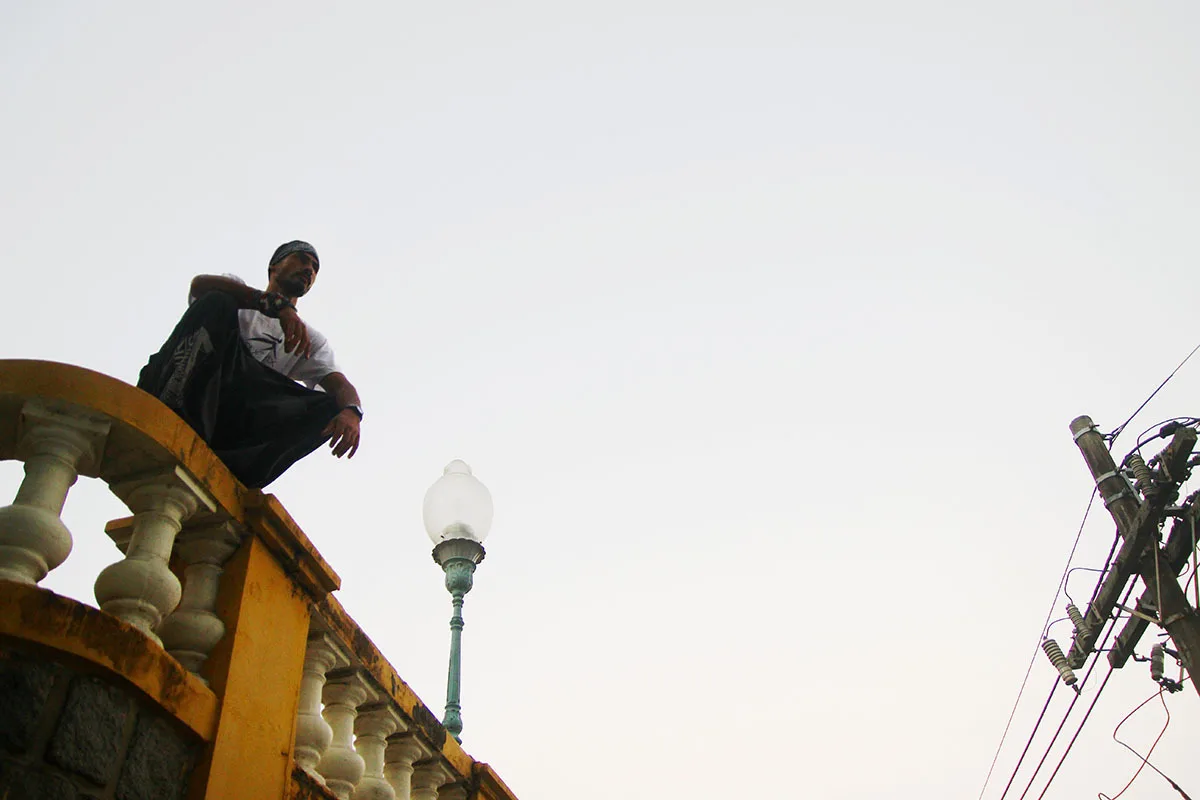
[345,405,364,420]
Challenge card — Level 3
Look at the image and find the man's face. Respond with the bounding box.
[270,252,319,298]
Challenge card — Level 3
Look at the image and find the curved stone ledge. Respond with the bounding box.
[0,359,246,518]
[0,360,519,799]
[1,360,340,600]
[0,580,218,741]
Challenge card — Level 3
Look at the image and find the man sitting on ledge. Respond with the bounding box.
[136,240,363,488]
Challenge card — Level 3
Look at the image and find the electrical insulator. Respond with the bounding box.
[1066,603,1086,636]
[1150,644,1165,682]
[1042,638,1078,686]
[1128,453,1154,495]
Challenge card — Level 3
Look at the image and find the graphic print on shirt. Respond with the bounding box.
[245,331,283,370]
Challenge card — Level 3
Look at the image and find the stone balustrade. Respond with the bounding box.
[0,361,519,800]
[291,592,510,800]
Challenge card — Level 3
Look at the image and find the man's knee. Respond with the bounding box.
[189,290,239,315]
[183,291,241,332]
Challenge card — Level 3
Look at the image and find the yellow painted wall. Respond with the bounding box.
[189,536,310,800]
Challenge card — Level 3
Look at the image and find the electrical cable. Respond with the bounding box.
[1096,689,1187,800]
[984,342,1200,800]
[1130,417,1200,459]
[995,679,1059,800]
[1085,531,1122,612]
[1063,566,1105,608]
[1107,340,1200,445]
[1017,581,1136,800]
[1191,513,1198,612]
[978,489,1097,800]
[1033,662,1116,800]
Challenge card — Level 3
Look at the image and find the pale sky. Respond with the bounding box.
[3,3,1200,798]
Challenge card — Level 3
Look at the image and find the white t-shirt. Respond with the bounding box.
[190,276,341,389]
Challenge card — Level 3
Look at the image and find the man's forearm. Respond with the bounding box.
[322,373,362,410]
[190,275,264,308]
[331,382,361,409]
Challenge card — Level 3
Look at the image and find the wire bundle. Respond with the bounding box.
[977,342,1200,800]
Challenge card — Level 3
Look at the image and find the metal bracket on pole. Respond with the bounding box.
[1103,488,1135,509]
[1114,603,1161,626]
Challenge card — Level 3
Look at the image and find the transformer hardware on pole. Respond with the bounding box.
[1143,643,1185,693]
[1109,492,1200,668]
[1067,416,1200,699]
[1114,602,1162,626]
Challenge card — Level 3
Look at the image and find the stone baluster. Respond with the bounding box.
[94,466,216,643]
[352,703,405,800]
[384,735,430,800]
[157,521,243,679]
[438,783,468,800]
[0,401,108,584]
[318,668,372,799]
[295,633,350,783]
[410,763,453,800]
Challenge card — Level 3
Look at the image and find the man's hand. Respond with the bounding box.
[322,408,361,458]
[278,307,312,358]
[317,373,363,460]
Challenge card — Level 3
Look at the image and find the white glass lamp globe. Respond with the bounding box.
[423,460,494,545]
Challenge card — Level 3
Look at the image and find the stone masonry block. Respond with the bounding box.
[0,759,79,800]
[46,676,131,787]
[115,714,194,800]
[0,651,63,754]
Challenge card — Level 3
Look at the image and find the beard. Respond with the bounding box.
[276,274,310,297]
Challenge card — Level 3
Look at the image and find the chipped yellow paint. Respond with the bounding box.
[0,359,246,518]
[313,593,477,781]
[0,581,218,740]
[190,535,311,800]
[0,360,520,799]
[474,763,521,800]
[246,492,340,598]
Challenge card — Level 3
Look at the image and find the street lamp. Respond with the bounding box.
[423,459,493,742]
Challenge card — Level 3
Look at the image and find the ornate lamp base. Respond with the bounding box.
[431,538,486,741]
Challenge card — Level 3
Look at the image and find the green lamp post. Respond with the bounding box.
[423,460,493,742]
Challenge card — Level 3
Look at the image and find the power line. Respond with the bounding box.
[1107,341,1200,445]
[1034,663,1116,799]
[1098,689,1177,800]
[985,338,1200,800]
[979,489,1097,800]
[995,678,1058,800]
[1017,581,1136,800]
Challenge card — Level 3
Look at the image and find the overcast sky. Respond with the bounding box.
[3,3,1200,798]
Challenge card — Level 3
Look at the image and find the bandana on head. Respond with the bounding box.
[269,240,320,270]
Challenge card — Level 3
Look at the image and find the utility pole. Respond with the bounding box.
[1066,416,1200,698]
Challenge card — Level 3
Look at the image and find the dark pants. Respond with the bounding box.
[137,292,340,488]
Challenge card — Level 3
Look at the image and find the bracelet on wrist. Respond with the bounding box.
[256,291,295,318]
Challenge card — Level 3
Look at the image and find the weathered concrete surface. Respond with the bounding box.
[0,359,246,516]
[0,642,198,800]
[0,652,61,753]
[0,759,79,800]
[116,715,193,800]
[46,675,131,785]
[0,582,217,740]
